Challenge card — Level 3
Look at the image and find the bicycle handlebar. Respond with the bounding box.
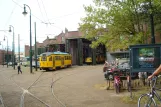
[151,75,159,88]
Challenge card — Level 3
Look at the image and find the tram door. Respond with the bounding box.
[61,56,64,68]
[53,56,55,68]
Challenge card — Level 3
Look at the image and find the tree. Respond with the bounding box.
[79,0,161,51]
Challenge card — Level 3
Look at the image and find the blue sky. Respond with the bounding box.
[0,0,93,52]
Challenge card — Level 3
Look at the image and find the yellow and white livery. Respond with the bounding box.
[39,51,72,71]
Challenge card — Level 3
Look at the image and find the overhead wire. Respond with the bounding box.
[12,0,63,32]
[11,0,44,23]
[10,0,84,45]
[36,0,45,22]
[9,0,82,33]
[40,0,51,24]
[2,0,17,37]
[3,2,17,29]
[47,11,81,21]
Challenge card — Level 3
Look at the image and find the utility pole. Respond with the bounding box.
[18,34,20,63]
[9,25,15,70]
[22,4,32,73]
[4,35,8,67]
[0,41,4,67]
[35,22,37,71]
[6,39,8,68]
[12,42,13,67]
[3,48,5,67]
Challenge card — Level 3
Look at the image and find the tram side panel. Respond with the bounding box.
[64,55,72,67]
[47,55,53,70]
[54,55,62,69]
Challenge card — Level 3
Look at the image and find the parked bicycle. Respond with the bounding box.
[138,75,161,107]
[113,71,122,94]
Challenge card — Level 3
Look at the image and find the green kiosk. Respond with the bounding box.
[130,44,161,73]
[129,44,161,98]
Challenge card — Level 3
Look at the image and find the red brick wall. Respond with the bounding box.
[0,50,12,64]
[25,45,30,57]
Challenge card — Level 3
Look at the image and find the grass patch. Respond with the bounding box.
[121,87,150,104]
[121,86,161,105]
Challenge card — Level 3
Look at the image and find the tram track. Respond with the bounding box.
[16,72,51,107]
[30,71,61,88]
[50,66,98,107]
[0,67,79,107]
[0,92,5,107]
[0,65,100,107]
[0,68,51,107]
[0,69,10,107]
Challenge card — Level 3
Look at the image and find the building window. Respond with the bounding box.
[62,36,64,42]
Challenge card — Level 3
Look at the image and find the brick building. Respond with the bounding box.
[0,49,12,65]
[24,45,30,57]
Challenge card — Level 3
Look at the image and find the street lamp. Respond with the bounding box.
[9,25,15,70]
[22,4,32,73]
[0,41,4,67]
[18,34,20,63]
[34,22,37,71]
[4,35,8,68]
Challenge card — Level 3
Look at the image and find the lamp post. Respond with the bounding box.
[22,4,32,73]
[4,35,8,68]
[35,22,37,71]
[0,41,4,67]
[9,25,15,70]
[18,34,20,63]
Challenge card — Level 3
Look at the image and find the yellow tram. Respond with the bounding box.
[39,51,72,71]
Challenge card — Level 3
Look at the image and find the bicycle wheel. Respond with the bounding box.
[115,83,119,94]
[138,93,156,107]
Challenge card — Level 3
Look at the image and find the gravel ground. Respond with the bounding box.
[0,65,137,107]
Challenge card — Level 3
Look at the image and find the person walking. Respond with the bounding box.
[17,63,22,74]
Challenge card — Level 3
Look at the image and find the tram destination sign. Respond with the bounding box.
[129,44,161,73]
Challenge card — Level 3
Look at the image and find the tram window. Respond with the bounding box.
[49,56,52,61]
[42,56,46,61]
[55,56,58,60]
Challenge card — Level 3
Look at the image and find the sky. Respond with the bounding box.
[0,0,93,52]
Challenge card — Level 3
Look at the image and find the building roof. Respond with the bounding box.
[31,30,83,47]
[64,31,83,39]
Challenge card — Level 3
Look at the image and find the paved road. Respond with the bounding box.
[0,65,137,107]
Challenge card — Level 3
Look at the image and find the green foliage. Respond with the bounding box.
[79,0,161,51]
